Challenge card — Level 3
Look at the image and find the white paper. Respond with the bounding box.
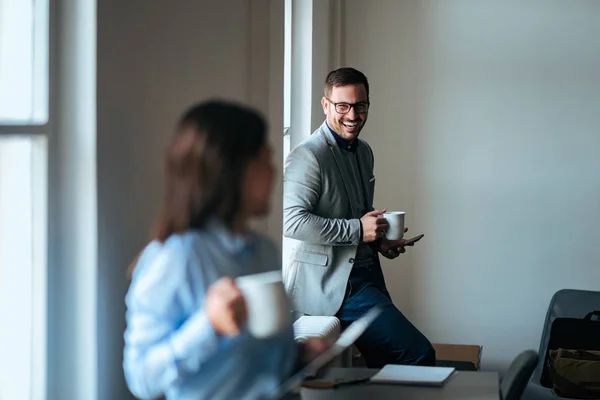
[370,365,456,386]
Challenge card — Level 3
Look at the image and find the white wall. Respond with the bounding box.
[97,1,283,398]
[345,0,600,371]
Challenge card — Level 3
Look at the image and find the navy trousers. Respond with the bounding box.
[336,263,436,368]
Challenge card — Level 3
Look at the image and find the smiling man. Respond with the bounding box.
[283,67,435,368]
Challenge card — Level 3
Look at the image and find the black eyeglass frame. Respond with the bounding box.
[325,98,370,114]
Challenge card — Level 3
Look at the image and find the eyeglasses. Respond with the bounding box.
[326,98,370,114]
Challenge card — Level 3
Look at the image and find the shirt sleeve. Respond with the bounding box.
[123,240,219,399]
[283,145,362,246]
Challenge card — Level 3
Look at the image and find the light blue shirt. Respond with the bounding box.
[123,218,299,400]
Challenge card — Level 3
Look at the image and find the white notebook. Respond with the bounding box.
[370,365,456,386]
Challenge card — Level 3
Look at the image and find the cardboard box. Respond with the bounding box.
[433,343,483,371]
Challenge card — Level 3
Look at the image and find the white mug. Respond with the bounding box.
[383,211,405,240]
[236,270,290,338]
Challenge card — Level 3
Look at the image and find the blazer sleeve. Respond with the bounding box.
[283,145,361,246]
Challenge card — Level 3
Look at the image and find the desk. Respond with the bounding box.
[298,368,499,400]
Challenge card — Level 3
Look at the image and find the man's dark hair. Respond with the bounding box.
[324,67,370,100]
[152,100,267,242]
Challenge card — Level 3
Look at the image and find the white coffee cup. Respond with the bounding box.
[383,211,405,240]
[236,270,290,338]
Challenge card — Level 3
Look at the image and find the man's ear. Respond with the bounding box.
[321,97,328,115]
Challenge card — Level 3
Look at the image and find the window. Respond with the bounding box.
[283,0,292,163]
[0,137,47,400]
[0,0,49,399]
[0,0,48,124]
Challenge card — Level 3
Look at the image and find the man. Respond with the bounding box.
[283,67,435,368]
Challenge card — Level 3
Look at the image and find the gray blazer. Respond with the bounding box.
[283,121,376,316]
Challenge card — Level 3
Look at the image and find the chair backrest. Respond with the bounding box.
[533,289,600,383]
[500,350,538,400]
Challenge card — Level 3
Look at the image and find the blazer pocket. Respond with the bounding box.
[292,250,329,266]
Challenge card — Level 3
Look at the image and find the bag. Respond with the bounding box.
[542,311,600,387]
[548,349,600,399]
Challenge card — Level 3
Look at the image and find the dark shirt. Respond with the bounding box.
[326,122,371,245]
[326,122,359,152]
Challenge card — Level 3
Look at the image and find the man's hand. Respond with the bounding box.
[378,227,409,259]
[205,277,248,337]
[360,209,389,242]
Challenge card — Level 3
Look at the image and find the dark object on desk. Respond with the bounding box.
[500,350,538,400]
[541,310,600,388]
[302,377,370,389]
[436,359,477,371]
[274,307,383,399]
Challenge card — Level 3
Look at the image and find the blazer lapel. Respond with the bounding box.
[357,147,374,209]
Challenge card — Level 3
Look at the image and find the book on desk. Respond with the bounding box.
[370,365,456,386]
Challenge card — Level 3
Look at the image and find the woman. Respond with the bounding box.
[123,101,327,400]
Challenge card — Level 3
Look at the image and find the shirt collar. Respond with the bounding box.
[204,216,255,255]
[326,121,359,152]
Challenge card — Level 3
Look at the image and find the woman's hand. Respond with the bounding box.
[205,277,248,336]
[298,337,332,368]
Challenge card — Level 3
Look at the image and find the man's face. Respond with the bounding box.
[321,83,369,141]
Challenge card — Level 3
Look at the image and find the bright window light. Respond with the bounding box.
[0,136,47,400]
[0,0,49,124]
[0,1,49,399]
